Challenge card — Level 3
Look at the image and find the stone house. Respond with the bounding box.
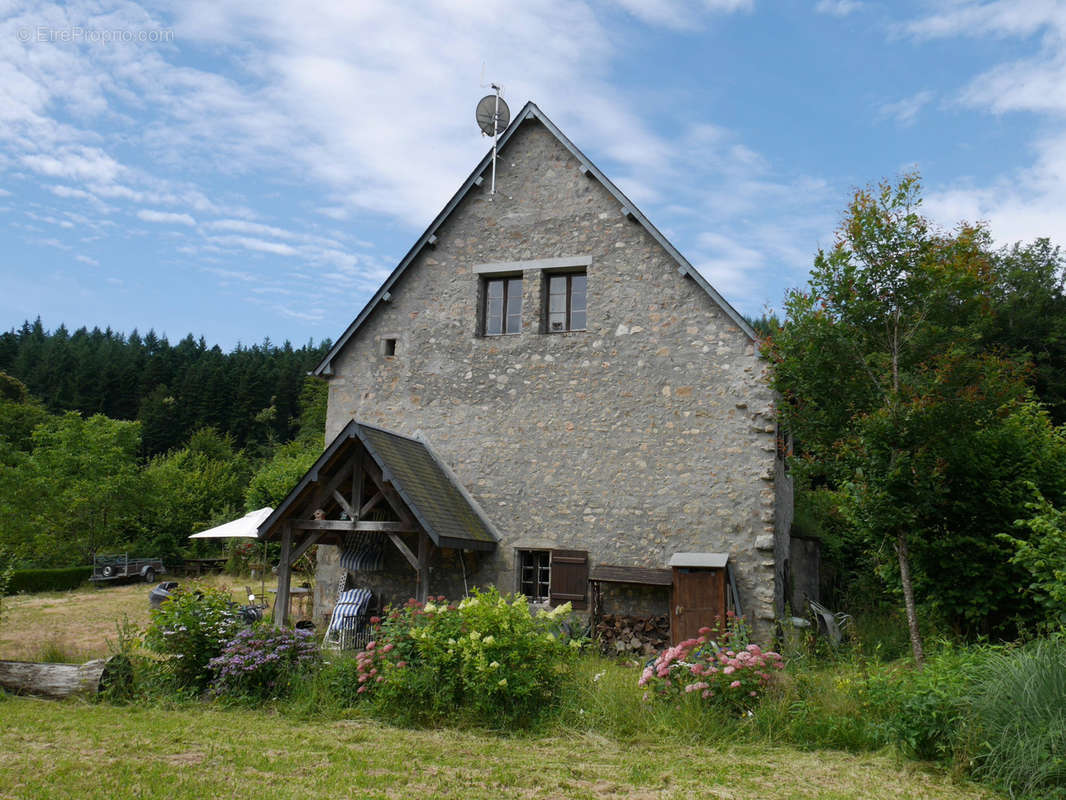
[258,102,792,642]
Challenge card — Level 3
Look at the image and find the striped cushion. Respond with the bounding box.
[327,587,372,634]
[339,535,384,572]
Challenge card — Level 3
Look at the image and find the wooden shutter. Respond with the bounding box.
[549,549,588,610]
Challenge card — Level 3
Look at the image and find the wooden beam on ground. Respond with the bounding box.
[288,531,323,566]
[275,521,293,626]
[387,533,420,571]
[0,658,125,699]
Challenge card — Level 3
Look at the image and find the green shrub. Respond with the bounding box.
[966,636,1066,798]
[8,566,91,594]
[143,584,243,693]
[865,643,997,762]
[209,624,318,702]
[351,589,582,728]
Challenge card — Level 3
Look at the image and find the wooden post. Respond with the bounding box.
[416,531,430,603]
[276,521,293,626]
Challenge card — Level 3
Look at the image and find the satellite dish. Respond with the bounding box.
[476,95,510,136]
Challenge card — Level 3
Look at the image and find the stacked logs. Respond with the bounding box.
[593,613,670,656]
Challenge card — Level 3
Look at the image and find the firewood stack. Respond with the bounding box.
[593,613,670,656]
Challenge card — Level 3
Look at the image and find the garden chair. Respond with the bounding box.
[323,587,373,650]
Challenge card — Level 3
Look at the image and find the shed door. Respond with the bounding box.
[670,566,727,644]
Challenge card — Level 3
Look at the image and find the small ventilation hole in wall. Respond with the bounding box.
[382,338,397,357]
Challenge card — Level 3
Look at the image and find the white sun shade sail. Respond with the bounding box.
[189,507,273,539]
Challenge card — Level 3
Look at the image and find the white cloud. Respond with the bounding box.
[210,235,298,256]
[137,209,196,225]
[75,254,99,266]
[207,219,295,239]
[608,0,752,29]
[905,1,1066,40]
[815,0,862,17]
[878,90,935,125]
[903,2,1066,245]
[0,0,820,324]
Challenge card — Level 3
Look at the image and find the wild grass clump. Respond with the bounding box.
[965,636,1066,798]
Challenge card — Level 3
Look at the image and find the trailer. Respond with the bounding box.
[90,553,165,584]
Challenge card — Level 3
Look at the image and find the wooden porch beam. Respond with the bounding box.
[288,531,323,565]
[296,458,355,519]
[275,521,292,626]
[291,519,417,533]
[331,490,354,519]
[351,462,364,521]
[359,490,384,517]
[416,531,431,603]
[363,459,416,527]
[388,533,420,571]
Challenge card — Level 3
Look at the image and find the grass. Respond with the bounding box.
[966,637,1066,797]
[0,583,1010,799]
[0,696,1000,800]
[0,574,276,663]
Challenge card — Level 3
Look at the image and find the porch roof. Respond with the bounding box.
[257,421,499,552]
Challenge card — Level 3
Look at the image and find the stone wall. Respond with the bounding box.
[318,118,786,639]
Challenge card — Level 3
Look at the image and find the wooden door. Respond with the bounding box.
[670,566,727,644]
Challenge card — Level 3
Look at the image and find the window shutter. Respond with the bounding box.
[549,549,588,610]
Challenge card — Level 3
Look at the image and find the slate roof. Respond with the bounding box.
[312,101,756,377]
[258,420,499,552]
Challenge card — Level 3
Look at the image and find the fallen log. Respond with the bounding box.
[0,656,128,699]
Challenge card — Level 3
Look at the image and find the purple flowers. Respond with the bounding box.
[209,624,318,700]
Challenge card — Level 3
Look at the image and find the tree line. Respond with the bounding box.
[0,321,331,457]
[767,174,1066,656]
[0,322,333,572]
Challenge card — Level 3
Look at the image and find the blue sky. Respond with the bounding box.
[2,0,1064,349]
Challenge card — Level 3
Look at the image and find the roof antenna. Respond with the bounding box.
[476,77,510,198]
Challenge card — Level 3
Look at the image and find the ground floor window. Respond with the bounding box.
[518,549,551,602]
[516,548,589,608]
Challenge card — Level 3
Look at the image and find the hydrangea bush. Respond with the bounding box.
[351,588,582,727]
[209,624,318,701]
[639,616,785,714]
[143,584,243,692]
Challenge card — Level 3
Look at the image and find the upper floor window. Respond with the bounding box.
[483,276,522,335]
[546,271,586,332]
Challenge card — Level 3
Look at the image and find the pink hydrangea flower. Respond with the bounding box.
[729,680,741,689]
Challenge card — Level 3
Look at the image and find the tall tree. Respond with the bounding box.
[769,175,1066,659]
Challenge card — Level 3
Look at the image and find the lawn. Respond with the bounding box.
[0,697,997,800]
[0,578,1004,799]
[0,575,275,662]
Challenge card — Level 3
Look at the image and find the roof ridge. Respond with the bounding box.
[312,101,754,376]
